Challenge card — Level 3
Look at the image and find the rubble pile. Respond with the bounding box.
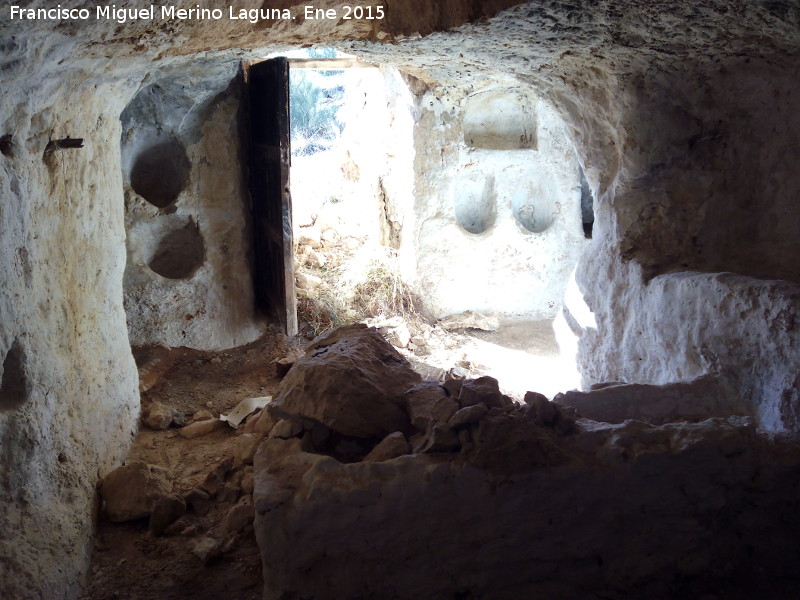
[97,325,800,599]
[265,324,577,468]
[251,325,800,599]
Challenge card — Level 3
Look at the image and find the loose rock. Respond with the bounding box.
[184,488,211,516]
[364,432,410,462]
[199,457,234,498]
[321,228,338,243]
[163,517,197,537]
[241,467,254,496]
[235,433,262,465]
[179,418,226,439]
[447,366,470,380]
[405,382,459,431]
[191,537,222,564]
[188,408,214,424]
[270,419,304,439]
[295,272,323,292]
[223,498,255,534]
[218,480,241,503]
[413,422,460,453]
[273,357,296,378]
[142,401,173,430]
[269,324,421,438]
[449,403,489,428]
[386,323,411,349]
[459,376,503,409]
[298,230,322,249]
[99,462,173,522]
[148,495,186,536]
[439,311,500,332]
[306,251,326,268]
[524,391,559,425]
[343,237,361,250]
[242,408,276,436]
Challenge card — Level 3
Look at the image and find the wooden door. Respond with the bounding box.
[246,57,298,335]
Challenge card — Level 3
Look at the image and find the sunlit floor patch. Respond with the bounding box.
[408,318,582,400]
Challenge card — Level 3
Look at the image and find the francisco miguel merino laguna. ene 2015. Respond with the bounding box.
[9,4,385,23]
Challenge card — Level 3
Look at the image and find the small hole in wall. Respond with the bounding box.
[130,139,191,208]
[580,167,594,239]
[0,134,13,157]
[0,339,29,411]
[455,175,497,234]
[148,220,205,280]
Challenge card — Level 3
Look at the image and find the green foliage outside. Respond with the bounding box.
[289,48,345,156]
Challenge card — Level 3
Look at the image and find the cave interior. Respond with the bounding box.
[1,1,799,598]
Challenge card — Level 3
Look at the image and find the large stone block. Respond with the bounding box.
[99,462,173,522]
[268,324,421,438]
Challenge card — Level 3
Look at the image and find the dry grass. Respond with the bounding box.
[295,246,429,337]
[296,290,347,338]
[350,263,426,324]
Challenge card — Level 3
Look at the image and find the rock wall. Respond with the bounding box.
[568,56,800,432]
[0,72,139,597]
[379,67,418,278]
[121,61,263,350]
[572,267,800,432]
[410,81,588,318]
[351,2,800,431]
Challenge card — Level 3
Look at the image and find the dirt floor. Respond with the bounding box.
[82,326,300,600]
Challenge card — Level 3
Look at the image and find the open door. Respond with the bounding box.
[246,57,298,335]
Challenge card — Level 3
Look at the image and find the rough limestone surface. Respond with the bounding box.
[121,62,264,350]
[571,270,800,432]
[348,2,800,430]
[0,4,527,595]
[268,324,421,438]
[410,86,589,319]
[0,67,139,600]
[251,324,800,597]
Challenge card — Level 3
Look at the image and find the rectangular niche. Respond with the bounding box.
[463,88,537,150]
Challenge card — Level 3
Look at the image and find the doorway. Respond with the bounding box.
[246,56,297,336]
